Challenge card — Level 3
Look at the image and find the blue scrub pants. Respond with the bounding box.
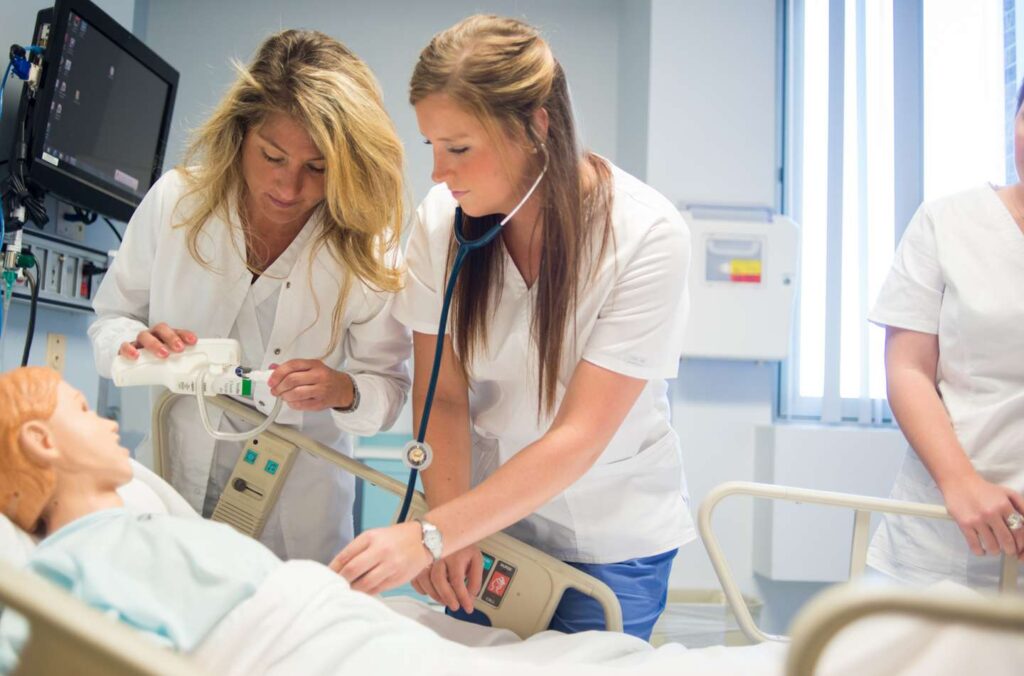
[449,548,677,640]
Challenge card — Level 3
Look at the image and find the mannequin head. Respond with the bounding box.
[0,367,131,533]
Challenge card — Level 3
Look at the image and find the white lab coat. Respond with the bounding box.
[867,185,1024,588]
[89,170,411,563]
[393,162,695,564]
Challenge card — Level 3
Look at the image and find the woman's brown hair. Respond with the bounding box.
[410,15,613,416]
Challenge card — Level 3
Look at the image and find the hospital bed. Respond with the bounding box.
[150,393,623,639]
[2,399,1022,674]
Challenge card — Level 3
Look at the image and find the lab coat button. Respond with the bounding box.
[274,348,281,355]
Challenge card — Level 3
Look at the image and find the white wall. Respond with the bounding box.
[638,0,902,634]
[646,0,779,209]
[137,0,622,205]
[0,0,134,407]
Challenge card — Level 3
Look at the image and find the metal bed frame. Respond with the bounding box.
[698,481,1021,645]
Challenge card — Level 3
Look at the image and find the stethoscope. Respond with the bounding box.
[396,144,549,523]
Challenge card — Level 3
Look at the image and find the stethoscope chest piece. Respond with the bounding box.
[402,439,434,471]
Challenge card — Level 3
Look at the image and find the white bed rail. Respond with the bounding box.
[0,559,203,676]
[698,481,1020,644]
[785,582,1024,675]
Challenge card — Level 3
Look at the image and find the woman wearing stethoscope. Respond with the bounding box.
[89,30,411,564]
[332,15,693,639]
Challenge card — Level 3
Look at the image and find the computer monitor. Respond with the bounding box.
[15,0,178,222]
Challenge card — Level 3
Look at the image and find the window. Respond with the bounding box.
[782,0,1013,423]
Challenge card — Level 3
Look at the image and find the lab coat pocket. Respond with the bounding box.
[565,433,685,559]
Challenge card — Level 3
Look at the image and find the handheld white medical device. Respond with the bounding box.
[151,392,623,639]
[111,338,281,442]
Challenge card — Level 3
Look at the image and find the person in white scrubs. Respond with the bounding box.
[89,30,411,564]
[865,83,1024,588]
[332,15,694,639]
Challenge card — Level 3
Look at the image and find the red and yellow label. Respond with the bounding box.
[730,259,762,283]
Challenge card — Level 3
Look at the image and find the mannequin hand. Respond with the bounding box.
[267,360,355,411]
[941,474,1024,559]
[411,545,483,613]
[118,323,197,359]
[329,522,433,595]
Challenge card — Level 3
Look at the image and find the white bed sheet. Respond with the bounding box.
[194,560,785,676]
[195,561,1024,676]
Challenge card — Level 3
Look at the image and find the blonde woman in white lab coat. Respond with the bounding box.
[332,16,693,640]
[866,83,1024,587]
[89,30,411,563]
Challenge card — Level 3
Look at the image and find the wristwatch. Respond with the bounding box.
[415,519,443,561]
[333,373,360,413]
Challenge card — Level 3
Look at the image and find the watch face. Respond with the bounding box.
[424,527,442,556]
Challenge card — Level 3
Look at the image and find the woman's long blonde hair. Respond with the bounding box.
[177,29,405,352]
[410,15,613,416]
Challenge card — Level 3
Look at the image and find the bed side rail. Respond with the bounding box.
[0,560,202,676]
[785,583,1024,675]
[698,481,1020,644]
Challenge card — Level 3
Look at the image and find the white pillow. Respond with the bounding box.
[0,460,198,565]
[125,460,198,519]
[0,515,35,568]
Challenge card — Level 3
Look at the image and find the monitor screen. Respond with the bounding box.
[39,10,170,201]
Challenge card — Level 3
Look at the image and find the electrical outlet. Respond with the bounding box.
[56,219,86,242]
[46,333,67,373]
[44,250,61,292]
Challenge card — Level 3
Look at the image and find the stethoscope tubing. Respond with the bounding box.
[396,148,549,524]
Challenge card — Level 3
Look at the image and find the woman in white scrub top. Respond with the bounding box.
[89,30,411,564]
[866,84,1024,587]
[332,15,694,639]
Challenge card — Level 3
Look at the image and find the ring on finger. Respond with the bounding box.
[1006,512,1024,532]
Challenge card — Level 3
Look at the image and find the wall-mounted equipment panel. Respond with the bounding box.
[10,231,107,312]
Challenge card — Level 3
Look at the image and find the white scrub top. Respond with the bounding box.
[393,162,695,564]
[866,185,1024,587]
[89,169,411,563]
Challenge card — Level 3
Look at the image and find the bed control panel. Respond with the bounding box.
[212,431,298,538]
[478,552,516,608]
[400,503,620,638]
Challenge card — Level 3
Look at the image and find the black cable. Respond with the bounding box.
[21,262,39,367]
[102,216,123,242]
[82,261,108,276]
[2,69,48,229]
[72,207,98,225]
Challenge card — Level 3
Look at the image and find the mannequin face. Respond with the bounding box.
[23,382,133,491]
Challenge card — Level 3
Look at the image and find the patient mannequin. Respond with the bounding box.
[0,366,130,535]
[0,368,525,674]
[0,367,281,669]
